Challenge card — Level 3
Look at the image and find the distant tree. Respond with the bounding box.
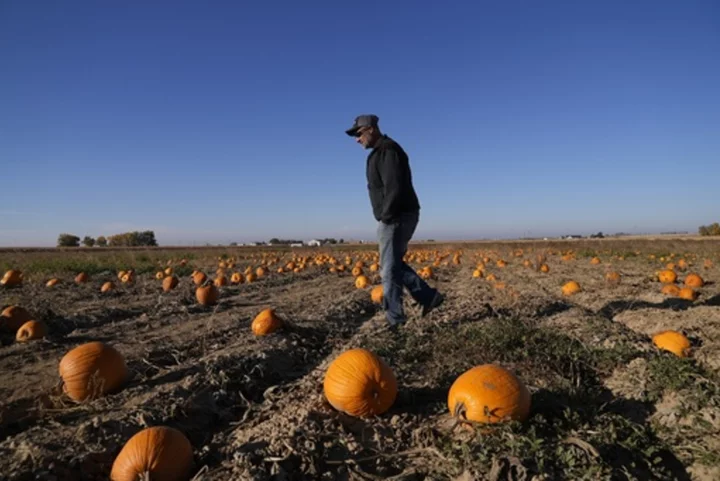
[269,238,280,244]
[229,242,238,246]
[108,230,158,246]
[57,233,80,247]
[96,236,107,247]
[699,223,720,236]
[82,236,96,247]
[339,238,345,244]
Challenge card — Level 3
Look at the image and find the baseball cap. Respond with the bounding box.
[345,114,379,136]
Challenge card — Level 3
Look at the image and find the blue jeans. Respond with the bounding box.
[377,211,437,326]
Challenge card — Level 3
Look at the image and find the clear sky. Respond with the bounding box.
[2,0,719,246]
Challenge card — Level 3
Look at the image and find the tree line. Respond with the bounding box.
[57,231,158,247]
[698,223,720,236]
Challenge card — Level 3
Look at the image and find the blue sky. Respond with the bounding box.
[1,0,719,246]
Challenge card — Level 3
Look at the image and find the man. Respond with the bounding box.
[345,114,444,329]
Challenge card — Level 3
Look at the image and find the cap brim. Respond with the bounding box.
[345,127,360,137]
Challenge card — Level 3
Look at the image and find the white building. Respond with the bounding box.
[307,239,321,247]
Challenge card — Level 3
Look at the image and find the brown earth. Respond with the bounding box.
[1,240,719,480]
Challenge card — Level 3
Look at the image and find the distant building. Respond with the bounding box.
[307,239,321,247]
[290,242,303,247]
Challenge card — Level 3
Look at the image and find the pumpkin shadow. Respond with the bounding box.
[598,298,694,319]
[531,387,691,481]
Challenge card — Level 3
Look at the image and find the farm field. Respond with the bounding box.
[1,238,719,481]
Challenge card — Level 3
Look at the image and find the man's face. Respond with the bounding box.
[356,127,376,149]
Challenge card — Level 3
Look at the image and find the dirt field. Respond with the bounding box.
[1,239,719,480]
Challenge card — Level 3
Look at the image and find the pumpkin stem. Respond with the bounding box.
[453,402,466,419]
[139,472,151,481]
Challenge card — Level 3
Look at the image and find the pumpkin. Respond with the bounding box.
[369,263,379,272]
[523,260,532,268]
[486,273,497,282]
[661,284,681,296]
[1,306,32,332]
[448,364,531,424]
[370,285,384,304]
[121,271,135,284]
[496,260,507,268]
[46,278,60,287]
[351,266,364,277]
[652,331,691,357]
[658,270,677,284]
[162,275,178,292]
[196,284,219,306]
[251,308,283,336]
[117,270,127,280]
[590,257,601,265]
[539,264,550,273]
[355,275,370,289]
[678,287,698,301]
[16,320,47,342]
[245,272,257,283]
[155,271,165,280]
[164,267,173,276]
[101,281,115,293]
[323,348,397,417]
[703,259,713,270]
[214,275,228,287]
[110,426,193,481]
[256,267,266,277]
[605,271,621,283]
[59,341,128,401]
[472,269,483,278]
[684,273,704,288]
[1,269,23,287]
[192,271,207,286]
[230,272,243,284]
[561,281,581,296]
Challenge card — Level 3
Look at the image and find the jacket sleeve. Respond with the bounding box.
[379,148,403,223]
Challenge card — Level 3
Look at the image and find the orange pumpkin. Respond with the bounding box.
[539,264,550,273]
[661,284,681,296]
[255,267,266,277]
[1,269,23,287]
[1,306,32,332]
[101,281,115,293]
[117,270,127,280]
[214,275,228,287]
[496,260,507,268]
[251,308,283,336]
[46,278,60,287]
[351,266,364,277]
[192,271,207,286]
[605,271,621,283]
[323,348,397,417]
[684,273,704,288]
[370,285,384,304]
[74,272,89,284]
[658,270,677,284]
[164,267,173,276]
[561,281,581,296]
[110,426,193,481]
[162,275,178,292]
[355,275,370,289]
[16,320,47,342]
[230,272,243,284]
[59,341,128,402]
[652,331,691,357]
[678,287,698,301]
[196,284,219,306]
[245,272,257,283]
[155,271,165,280]
[448,364,531,424]
[472,269,483,278]
[590,257,601,265]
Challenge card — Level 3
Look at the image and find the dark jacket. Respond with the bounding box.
[366,135,420,223]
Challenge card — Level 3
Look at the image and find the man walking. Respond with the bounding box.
[345,114,444,329]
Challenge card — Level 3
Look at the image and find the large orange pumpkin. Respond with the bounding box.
[652,331,691,357]
[658,270,677,284]
[251,308,283,336]
[448,364,531,424]
[323,348,397,417]
[192,271,207,286]
[1,305,32,332]
[59,342,128,401]
[678,287,698,301]
[16,320,47,342]
[162,275,179,292]
[661,284,681,296]
[370,285,384,304]
[684,273,704,288]
[561,281,582,296]
[110,426,193,481]
[355,275,370,289]
[196,284,219,306]
[1,269,23,286]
